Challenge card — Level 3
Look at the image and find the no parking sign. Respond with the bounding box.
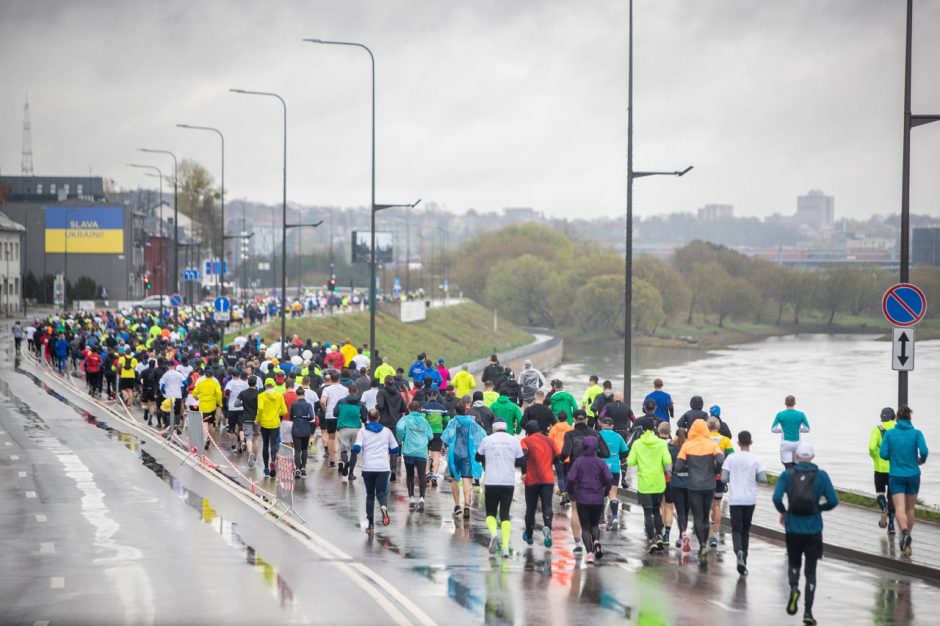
[882,283,927,327]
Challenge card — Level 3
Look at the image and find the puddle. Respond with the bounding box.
[6,362,305,619]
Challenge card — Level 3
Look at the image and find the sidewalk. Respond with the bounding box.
[746,485,940,582]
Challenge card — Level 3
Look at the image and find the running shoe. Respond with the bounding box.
[786,587,801,615]
[300,469,307,477]
[648,539,658,555]
[681,533,691,553]
[709,535,718,548]
[655,534,664,551]
[263,468,271,477]
[902,533,913,557]
[347,473,356,482]
[329,461,336,469]
[888,520,896,535]
[543,527,553,548]
[502,547,511,559]
[586,552,595,564]
[594,541,603,560]
[463,506,471,519]
[269,462,276,475]
[559,493,569,507]
[608,518,618,532]
[453,506,462,517]
[381,506,390,526]
[431,476,439,488]
[803,612,817,625]
[736,550,747,576]
[698,545,708,566]
[248,454,256,469]
[573,540,584,554]
[294,469,301,479]
[879,509,888,529]
[366,522,374,534]
[409,497,417,510]
[523,531,534,545]
[489,533,500,555]
[339,462,347,476]
[230,444,238,452]
[418,498,425,511]
[662,529,671,545]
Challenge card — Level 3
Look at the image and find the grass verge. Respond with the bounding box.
[229,301,533,371]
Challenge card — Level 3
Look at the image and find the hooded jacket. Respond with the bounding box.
[676,396,709,431]
[290,398,316,438]
[560,423,611,464]
[257,388,288,429]
[469,401,497,435]
[491,395,524,434]
[675,420,724,491]
[868,419,896,474]
[564,436,613,505]
[396,411,434,459]
[518,368,544,404]
[452,369,476,399]
[375,383,406,429]
[880,419,929,477]
[626,430,672,494]
[548,390,579,424]
[441,414,486,480]
[333,394,367,430]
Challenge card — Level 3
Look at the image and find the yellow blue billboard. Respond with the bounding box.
[44,206,124,254]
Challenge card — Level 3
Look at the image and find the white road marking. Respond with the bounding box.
[39,542,55,554]
[10,455,19,460]
[4,441,12,446]
[35,514,47,522]
[18,471,27,477]
[707,599,742,613]
[33,621,50,626]
[50,577,65,589]
[25,490,37,498]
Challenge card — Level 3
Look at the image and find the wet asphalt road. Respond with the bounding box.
[3,356,940,625]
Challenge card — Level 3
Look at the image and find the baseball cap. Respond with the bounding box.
[880,407,896,421]
[795,442,815,460]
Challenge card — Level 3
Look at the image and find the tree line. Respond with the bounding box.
[450,224,940,337]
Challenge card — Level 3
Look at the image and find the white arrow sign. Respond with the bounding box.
[892,327,915,372]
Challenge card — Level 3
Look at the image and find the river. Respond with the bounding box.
[547,334,940,506]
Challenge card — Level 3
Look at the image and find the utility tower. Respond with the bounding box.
[21,94,34,176]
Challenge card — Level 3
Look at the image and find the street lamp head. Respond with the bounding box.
[175,124,191,129]
[302,38,325,44]
[677,166,694,177]
[229,88,247,94]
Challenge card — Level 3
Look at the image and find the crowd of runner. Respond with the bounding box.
[11,311,931,626]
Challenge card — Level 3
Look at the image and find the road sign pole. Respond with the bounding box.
[882,282,927,407]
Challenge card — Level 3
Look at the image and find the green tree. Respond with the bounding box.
[685,261,726,324]
[632,278,666,333]
[483,254,556,327]
[572,274,625,335]
[178,159,221,257]
[634,255,691,325]
[751,260,789,324]
[550,249,622,327]
[784,269,818,325]
[453,224,573,301]
[702,274,761,328]
[816,267,864,325]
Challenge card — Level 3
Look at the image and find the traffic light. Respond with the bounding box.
[328,277,336,292]
[144,275,152,290]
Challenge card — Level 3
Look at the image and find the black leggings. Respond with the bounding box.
[261,427,279,467]
[524,484,554,533]
[293,436,310,470]
[688,489,713,546]
[638,492,664,540]
[404,457,428,498]
[787,533,822,613]
[673,487,690,535]
[485,485,514,521]
[577,503,604,547]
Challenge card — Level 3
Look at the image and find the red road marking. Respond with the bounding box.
[888,286,919,319]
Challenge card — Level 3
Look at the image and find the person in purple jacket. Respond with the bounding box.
[565,435,613,562]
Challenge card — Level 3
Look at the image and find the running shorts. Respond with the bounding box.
[889,474,920,496]
[227,410,244,433]
[429,433,443,452]
[779,440,799,464]
[119,378,136,391]
[323,418,338,434]
[202,411,216,426]
[874,471,890,494]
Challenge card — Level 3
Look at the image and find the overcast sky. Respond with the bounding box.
[1,0,939,220]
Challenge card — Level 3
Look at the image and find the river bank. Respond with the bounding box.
[563,314,940,351]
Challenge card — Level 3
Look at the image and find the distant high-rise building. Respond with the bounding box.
[795,190,835,230]
[697,203,733,221]
[912,227,940,266]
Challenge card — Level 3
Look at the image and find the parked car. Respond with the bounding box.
[136,295,172,309]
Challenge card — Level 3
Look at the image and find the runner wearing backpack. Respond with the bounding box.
[868,407,897,534]
[772,442,839,626]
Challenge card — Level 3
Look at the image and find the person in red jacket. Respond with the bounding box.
[520,420,556,548]
[83,346,103,398]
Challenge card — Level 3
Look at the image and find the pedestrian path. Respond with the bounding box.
[748,484,940,581]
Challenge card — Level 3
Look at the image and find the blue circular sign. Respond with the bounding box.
[169,293,183,307]
[214,296,231,313]
[882,283,927,327]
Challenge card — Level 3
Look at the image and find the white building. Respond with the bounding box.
[796,190,835,230]
[697,203,734,221]
[0,212,25,316]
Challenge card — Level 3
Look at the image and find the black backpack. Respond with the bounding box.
[787,468,819,515]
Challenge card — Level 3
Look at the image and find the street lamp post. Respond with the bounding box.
[176,124,225,298]
[128,163,166,312]
[897,0,940,405]
[229,88,288,352]
[303,37,380,367]
[624,0,692,408]
[138,148,179,293]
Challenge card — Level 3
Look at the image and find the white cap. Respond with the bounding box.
[795,442,815,460]
[493,421,508,432]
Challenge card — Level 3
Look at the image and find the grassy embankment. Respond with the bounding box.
[764,472,940,524]
[566,314,940,351]
[228,301,533,370]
